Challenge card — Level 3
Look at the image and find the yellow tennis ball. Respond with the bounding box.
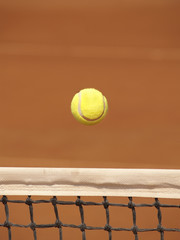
[71,88,108,125]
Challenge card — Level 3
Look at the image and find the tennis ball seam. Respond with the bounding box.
[71,88,108,125]
[78,91,106,121]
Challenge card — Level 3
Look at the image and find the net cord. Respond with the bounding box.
[0,168,180,198]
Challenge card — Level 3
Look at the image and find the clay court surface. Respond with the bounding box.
[0,1,180,239]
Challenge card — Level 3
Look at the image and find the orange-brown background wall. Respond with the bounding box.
[0,0,180,239]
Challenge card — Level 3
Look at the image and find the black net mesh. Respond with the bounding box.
[0,195,180,240]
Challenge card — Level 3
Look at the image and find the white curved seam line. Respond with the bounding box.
[78,92,105,121]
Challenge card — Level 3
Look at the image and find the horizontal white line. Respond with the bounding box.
[0,167,180,198]
[0,43,180,61]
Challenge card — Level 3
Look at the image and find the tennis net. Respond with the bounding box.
[0,167,180,240]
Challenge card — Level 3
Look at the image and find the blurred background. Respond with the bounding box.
[0,0,180,169]
[0,0,180,239]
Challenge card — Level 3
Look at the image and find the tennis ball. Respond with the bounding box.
[71,88,108,125]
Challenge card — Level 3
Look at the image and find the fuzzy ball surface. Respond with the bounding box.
[71,88,108,125]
